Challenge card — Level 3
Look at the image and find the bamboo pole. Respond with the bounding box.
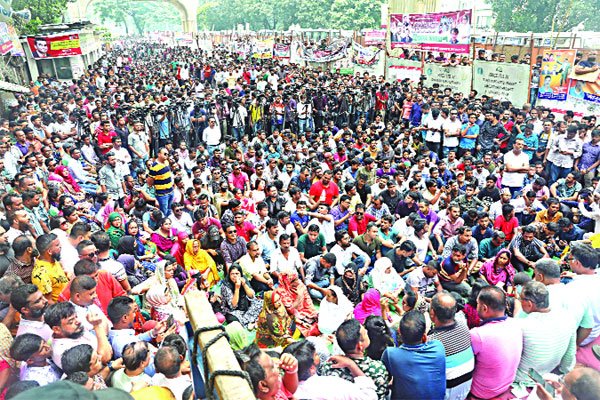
[184,291,255,400]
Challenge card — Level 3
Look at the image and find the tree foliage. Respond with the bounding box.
[90,0,181,34]
[489,0,600,33]
[11,0,68,34]
[202,0,384,31]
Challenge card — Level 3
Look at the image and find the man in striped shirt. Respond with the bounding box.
[515,281,576,387]
[429,292,475,400]
[148,148,174,216]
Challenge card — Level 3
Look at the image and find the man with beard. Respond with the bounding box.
[6,235,37,284]
[32,233,69,303]
[0,225,12,278]
[11,284,52,341]
[69,275,111,333]
[44,301,112,369]
[6,209,33,245]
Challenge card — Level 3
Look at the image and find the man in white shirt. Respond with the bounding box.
[329,230,370,277]
[442,109,461,157]
[270,233,302,277]
[202,117,221,155]
[503,138,529,196]
[151,346,192,400]
[169,203,193,235]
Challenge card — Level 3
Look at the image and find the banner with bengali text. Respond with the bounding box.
[386,58,423,83]
[273,43,290,59]
[27,34,82,59]
[423,63,472,96]
[389,10,472,54]
[364,30,386,46]
[567,76,600,104]
[537,49,575,101]
[473,61,530,106]
[252,39,274,59]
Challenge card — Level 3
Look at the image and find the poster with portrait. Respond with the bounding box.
[252,39,274,59]
[537,49,575,101]
[389,10,472,54]
[27,34,82,59]
[568,76,600,104]
[473,61,530,106]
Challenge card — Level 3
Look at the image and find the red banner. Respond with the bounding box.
[27,34,82,59]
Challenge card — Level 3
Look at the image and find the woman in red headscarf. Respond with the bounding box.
[275,272,318,337]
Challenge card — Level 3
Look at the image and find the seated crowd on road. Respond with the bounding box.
[0,40,597,399]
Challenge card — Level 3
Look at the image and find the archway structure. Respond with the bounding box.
[66,0,198,32]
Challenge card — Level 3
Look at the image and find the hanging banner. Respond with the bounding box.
[387,58,423,83]
[352,42,380,66]
[568,75,600,104]
[389,10,472,54]
[422,63,472,96]
[252,39,274,59]
[294,38,350,63]
[473,61,530,106]
[27,34,82,59]
[364,30,386,46]
[537,49,575,101]
[273,43,290,59]
[0,22,12,55]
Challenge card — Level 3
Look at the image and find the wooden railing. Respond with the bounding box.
[184,290,255,400]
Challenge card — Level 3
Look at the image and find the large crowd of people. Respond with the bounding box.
[0,40,597,399]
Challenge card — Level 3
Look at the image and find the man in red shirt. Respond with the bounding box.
[309,170,340,208]
[348,203,377,238]
[375,86,389,121]
[97,120,117,155]
[234,211,259,242]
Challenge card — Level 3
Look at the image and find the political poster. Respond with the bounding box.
[294,38,350,63]
[473,61,530,106]
[387,58,422,83]
[389,10,472,54]
[27,34,82,59]
[273,43,290,59]
[252,39,274,59]
[423,63,472,96]
[0,22,13,55]
[567,76,600,104]
[537,49,575,101]
[364,30,386,46]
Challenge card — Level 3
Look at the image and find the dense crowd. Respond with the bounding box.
[0,40,597,400]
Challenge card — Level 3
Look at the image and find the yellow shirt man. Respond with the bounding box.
[32,259,68,302]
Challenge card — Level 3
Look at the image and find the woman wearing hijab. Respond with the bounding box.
[49,165,82,194]
[125,219,146,258]
[353,289,383,324]
[334,263,366,305]
[369,257,406,305]
[478,249,515,291]
[117,253,147,287]
[171,231,189,267]
[255,291,294,348]
[275,271,318,337]
[220,263,263,329]
[107,212,125,249]
[183,239,220,289]
[317,285,354,335]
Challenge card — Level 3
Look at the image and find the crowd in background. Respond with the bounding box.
[0,40,597,399]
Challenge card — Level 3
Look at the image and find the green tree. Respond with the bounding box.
[489,0,600,33]
[11,0,69,34]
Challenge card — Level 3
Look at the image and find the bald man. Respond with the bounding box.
[536,367,600,400]
[428,292,475,400]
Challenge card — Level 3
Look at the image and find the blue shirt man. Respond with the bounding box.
[383,311,446,400]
